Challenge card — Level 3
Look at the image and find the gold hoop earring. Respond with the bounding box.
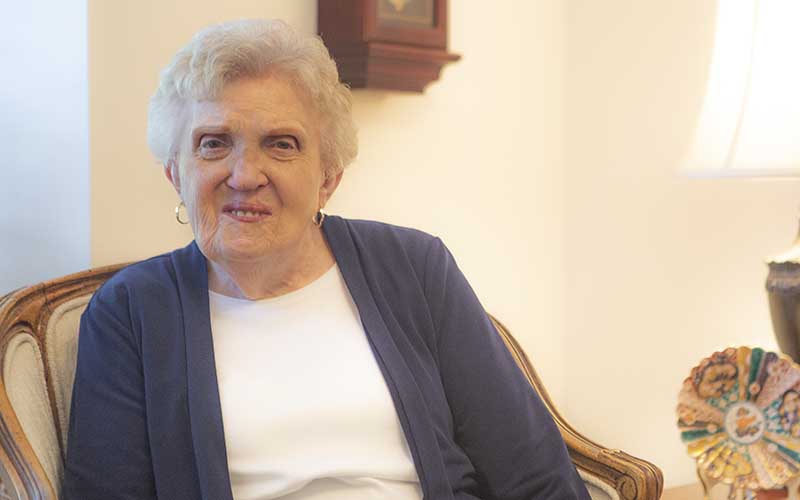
[312,209,326,227]
[175,201,189,225]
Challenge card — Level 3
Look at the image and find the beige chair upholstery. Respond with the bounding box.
[0,265,663,500]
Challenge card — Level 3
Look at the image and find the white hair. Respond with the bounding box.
[146,19,357,176]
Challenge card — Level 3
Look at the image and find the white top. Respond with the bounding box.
[208,265,422,500]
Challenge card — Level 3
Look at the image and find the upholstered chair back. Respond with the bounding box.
[0,265,120,500]
[0,266,661,500]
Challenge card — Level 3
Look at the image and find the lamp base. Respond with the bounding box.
[766,223,800,363]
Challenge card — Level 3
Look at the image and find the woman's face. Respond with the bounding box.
[166,73,340,266]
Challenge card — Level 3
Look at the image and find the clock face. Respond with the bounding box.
[377,0,435,28]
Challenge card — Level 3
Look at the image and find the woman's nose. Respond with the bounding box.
[226,149,269,191]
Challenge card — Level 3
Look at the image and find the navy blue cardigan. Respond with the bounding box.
[64,216,589,500]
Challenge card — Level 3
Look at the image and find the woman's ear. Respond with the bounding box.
[318,170,343,208]
[164,159,182,195]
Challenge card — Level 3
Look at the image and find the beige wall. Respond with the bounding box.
[565,0,800,487]
[88,0,569,406]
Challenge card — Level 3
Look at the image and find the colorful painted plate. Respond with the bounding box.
[678,347,800,490]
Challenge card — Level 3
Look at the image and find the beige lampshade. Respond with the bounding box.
[684,0,800,177]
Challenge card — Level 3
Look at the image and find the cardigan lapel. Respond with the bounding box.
[323,216,453,500]
[170,242,234,500]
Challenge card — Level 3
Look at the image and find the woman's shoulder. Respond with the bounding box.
[91,244,195,306]
[330,216,443,256]
[104,254,175,290]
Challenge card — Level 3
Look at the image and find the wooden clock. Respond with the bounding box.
[318,0,461,92]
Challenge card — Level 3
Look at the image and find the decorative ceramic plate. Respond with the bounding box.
[678,347,800,490]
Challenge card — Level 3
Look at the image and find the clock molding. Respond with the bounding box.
[318,0,461,92]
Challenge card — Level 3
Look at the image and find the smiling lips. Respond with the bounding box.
[222,203,272,222]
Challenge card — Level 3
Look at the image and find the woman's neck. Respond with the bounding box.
[206,227,335,300]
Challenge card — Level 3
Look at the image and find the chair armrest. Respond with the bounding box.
[488,315,664,500]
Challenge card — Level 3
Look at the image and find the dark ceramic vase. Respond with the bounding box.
[766,224,800,363]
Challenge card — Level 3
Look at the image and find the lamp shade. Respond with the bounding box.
[684,0,800,177]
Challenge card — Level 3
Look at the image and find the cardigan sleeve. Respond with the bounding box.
[423,237,590,500]
[63,279,158,500]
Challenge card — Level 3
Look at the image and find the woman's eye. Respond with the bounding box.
[268,137,299,152]
[200,137,228,150]
[197,136,230,159]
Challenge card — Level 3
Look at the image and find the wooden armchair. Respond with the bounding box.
[0,265,663,500]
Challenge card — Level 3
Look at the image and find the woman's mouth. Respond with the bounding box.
[223,204,272,222]
[230,209,262,217]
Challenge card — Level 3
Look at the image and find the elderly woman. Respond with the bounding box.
[64,19,589,500]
